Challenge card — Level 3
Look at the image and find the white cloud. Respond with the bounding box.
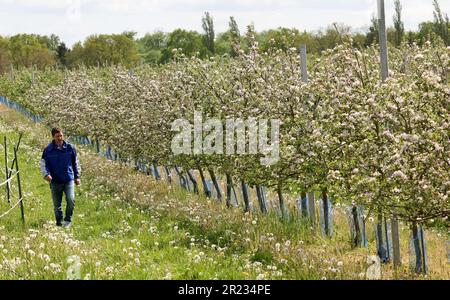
[0,0,68,11]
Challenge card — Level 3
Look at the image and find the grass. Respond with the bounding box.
[0,108,448,280]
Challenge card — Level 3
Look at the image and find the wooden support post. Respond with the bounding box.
[14,139,25,225]
[377,0,401,266]
[300,45,314,225]
[300,44,308,83]
[392,215,401,269]
[4,136,10,204]
[378,0,389,81]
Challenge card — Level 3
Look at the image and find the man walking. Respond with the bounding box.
[40,127,81,228]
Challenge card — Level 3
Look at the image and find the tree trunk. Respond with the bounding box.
[277,183,287,220]
[198,167,211,198]
[241,180,251,213]
[208,168,222,201]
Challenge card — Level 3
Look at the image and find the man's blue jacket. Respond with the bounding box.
[40,141,81,184]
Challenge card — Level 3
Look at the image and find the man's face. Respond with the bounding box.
[54,132,64,144]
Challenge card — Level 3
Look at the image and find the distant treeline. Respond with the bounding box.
[0,0,448,73]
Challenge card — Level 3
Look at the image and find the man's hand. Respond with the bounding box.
[45,175,52,182]
[75,179,81,186]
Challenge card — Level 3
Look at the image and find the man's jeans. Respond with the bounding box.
[50,181,75,224]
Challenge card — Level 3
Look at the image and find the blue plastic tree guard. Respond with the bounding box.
[175,166,189,191]
[410,225,428,274]
[347,205,368,248]
[209,171,222,201]
[320,197,334,237]
[152,164,161,181]
[164,166,172,183]
[0,96,43,122]
[374,219,393,264]
[256,186,268,214]
[299,193,317,225]
[241,182,252,212]
[207,180,215,199]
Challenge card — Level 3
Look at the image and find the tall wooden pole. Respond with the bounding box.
[300,44,316,227]
[300,44,308,83]
[378,0,401,269]
[4,137,10,204]
[14,143,25,225]
[378,0,389,81]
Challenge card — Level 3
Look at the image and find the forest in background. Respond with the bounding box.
[0,0,449,73]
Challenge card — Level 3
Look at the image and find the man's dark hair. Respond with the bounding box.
[52,127,63,137]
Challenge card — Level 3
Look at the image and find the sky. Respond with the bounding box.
[0,0,448,47]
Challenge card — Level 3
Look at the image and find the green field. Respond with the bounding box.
[0,108,448,280]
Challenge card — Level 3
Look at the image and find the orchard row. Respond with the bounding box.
[1,36,448,227]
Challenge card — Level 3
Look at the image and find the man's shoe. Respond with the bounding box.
[56,222,63,227]
[63,221,72,228]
